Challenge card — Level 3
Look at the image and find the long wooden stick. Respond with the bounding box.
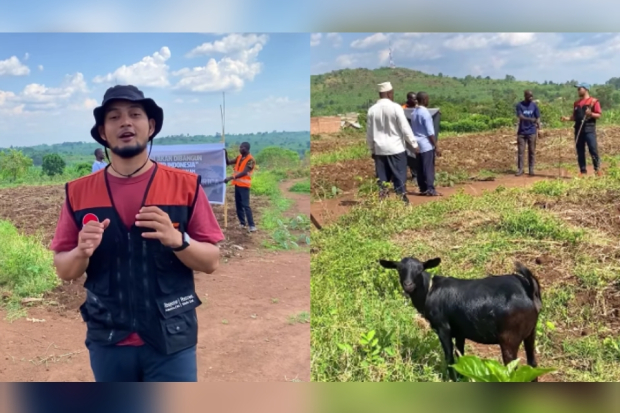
[220,92,228,229]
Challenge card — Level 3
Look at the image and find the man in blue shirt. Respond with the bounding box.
[91,148,107,173]
[411,92,441,196]
[515,90,540,176]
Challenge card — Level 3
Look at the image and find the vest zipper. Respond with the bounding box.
[142,241,150,312]
[128,233,136,331]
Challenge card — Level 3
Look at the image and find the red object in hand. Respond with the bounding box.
[82,213,99,226]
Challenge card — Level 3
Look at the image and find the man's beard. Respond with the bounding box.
[110,141,148,159]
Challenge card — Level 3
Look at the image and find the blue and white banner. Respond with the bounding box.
[149,143,227,205]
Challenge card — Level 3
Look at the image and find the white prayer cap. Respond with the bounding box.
[377,82,393,93]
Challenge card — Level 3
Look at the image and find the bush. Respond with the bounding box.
[72,162,92,177]
[254,147,300,169]
[42,153,66,176]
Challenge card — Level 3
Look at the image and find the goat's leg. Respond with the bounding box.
[436,329,457,381]
[455,336,465,358]
[499,340,520,366]
[523,331,539,382]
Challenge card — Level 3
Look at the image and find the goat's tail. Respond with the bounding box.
[515,262,542,313]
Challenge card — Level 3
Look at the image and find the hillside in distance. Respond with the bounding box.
[311,67,620,116]
[2,131,310,166]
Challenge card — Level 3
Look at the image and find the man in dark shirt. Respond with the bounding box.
[515,90,540,176]
[561,82,602,176]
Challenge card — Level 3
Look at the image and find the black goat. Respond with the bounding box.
[379,257,542,381]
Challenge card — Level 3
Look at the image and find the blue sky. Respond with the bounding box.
[0,33,310,147]
[312,33,620,84]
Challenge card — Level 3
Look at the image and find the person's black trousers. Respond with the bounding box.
[235,186,255,227]
[374,152,408,196]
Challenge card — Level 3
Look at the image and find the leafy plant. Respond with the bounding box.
[42,153,66,176]
[451,355,555,382]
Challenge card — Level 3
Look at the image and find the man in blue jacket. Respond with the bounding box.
[515,90,540,176]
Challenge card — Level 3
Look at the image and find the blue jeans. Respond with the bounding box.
[87,340,197,382]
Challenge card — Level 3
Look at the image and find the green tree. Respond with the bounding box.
[42,153,66,176]
[0,149,33,182]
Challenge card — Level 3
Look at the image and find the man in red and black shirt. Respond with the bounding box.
[561,82,603,176]
[50,85,224,382]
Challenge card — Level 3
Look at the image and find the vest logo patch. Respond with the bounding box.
[82,213,100,226]
[163,294,196,313]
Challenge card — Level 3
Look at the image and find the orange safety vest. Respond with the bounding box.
[232,154,255,188]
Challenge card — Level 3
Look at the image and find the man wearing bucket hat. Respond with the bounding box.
[561,82,603,176]
[366,81,418,203]
[50,85,224,382]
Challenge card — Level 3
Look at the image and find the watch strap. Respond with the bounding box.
[171,232,189,252]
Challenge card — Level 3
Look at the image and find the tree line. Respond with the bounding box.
[1,131,310,167]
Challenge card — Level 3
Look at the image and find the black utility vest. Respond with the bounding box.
[573,97,598,135]
[66,162,203,355]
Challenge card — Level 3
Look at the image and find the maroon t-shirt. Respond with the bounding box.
[50,164,225,346]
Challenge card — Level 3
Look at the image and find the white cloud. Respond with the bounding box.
[82,98,98,110]
[379,38,443,64]
[311,33,322,47]
[351,33,389,49]
[23,53,29,61]
[443,33,536,50]
[92,46,171,88]
[0,72,92,114]
[335,54,363,68]
[186,33,268,58]
[173,34,267,93]
[326,33,342,48]
[0,56,30,76]
[38,65,44,71]
[244,96,310,130]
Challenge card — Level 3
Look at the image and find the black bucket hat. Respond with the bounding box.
[90,85,164,147]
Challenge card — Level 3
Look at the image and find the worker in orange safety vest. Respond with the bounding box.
[224,142,257,232]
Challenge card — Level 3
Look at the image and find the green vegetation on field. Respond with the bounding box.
[311,67,620,133]
[311,161,620,382]
[252,162,311,250]
[0,221,60,319]
[289,179,311,194]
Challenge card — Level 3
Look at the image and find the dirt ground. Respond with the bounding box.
[311,126,620,195]
[0,180,310,382]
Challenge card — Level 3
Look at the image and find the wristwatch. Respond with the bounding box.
[171,232,191,252]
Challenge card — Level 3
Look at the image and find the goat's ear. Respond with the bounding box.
[379,260,398,269]
[423,257,441,269]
